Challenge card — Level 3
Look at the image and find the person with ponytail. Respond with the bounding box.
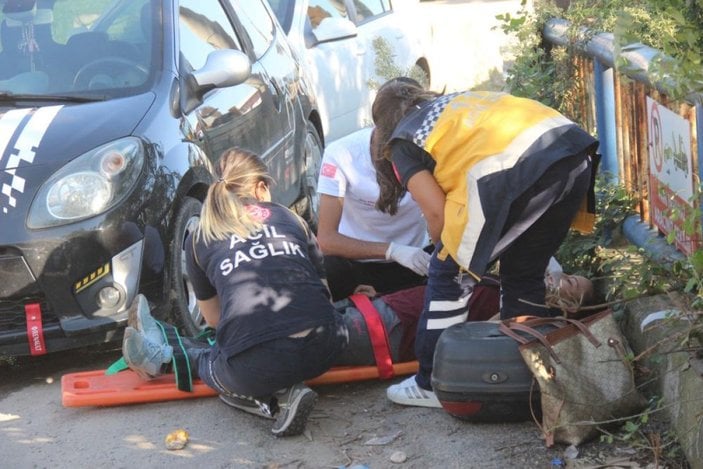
[370,78,600,408]
[121,147,348,437]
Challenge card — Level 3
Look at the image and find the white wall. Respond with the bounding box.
[394,0,531,92]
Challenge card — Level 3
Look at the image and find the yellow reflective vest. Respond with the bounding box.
[390,91,599,278]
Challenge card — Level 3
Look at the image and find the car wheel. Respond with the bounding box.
[410,60,431,89]
[296,122,323,232]
[168,196,204,335]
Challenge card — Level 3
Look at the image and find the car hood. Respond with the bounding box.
[0,93,155,228]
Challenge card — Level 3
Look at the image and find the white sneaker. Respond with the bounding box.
[386,375,441,408]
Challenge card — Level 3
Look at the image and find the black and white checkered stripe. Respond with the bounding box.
[412,93,457,148]
[0,105,62,214]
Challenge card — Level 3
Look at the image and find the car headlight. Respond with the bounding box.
[28,137,145,228]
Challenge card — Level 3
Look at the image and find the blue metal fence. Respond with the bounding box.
[543,18,701,257]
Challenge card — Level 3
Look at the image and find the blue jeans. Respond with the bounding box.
[197,316,348,399]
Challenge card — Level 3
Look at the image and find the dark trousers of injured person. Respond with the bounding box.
[413,153,593,390]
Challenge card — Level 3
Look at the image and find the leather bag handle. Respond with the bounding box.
[498,321,562,363]
[499,314,606,364]
[513,316,602,348]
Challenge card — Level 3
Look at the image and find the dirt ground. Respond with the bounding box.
[0,342,684,469]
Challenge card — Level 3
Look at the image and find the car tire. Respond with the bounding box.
[168,196,204,336]
[296,122,323,232]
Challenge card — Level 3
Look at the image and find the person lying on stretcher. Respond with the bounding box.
[121,266,593,381]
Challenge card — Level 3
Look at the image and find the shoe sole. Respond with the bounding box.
[126,296,141,330]
[122,327,160,380]
[387,396,442,408]
[271,389,317,437]
[127,295,165,346]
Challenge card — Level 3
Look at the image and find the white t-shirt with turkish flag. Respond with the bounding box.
[317,127,429,260]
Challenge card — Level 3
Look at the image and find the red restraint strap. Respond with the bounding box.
[349,294,394,379]
[25,303,47,356]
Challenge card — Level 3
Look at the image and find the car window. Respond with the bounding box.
[178,0,241,70]
[351,0,389,23]
[267,0,294,33]
[228,0,273,60]
[98,1,145,44]
[308,0,350,31]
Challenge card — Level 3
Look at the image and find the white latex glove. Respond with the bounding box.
[385,242,430,276]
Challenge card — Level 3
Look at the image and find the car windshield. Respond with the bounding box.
[0,0,158,99]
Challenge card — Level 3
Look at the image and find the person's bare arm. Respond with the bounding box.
[197,296,221,328]
[406,170,445,243]
[316,194,390,259]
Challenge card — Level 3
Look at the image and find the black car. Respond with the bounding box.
[0,0,324,356]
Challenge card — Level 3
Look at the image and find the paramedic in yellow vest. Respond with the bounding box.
[370,78,600,408]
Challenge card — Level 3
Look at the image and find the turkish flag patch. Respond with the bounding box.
[321,163,337,178]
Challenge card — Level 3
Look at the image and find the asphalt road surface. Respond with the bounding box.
[1,343,658,469]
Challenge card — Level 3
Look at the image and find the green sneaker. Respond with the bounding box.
[270,383,317,437]
[122,326,173,380]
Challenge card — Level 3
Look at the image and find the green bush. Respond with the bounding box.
[499,0,703,106]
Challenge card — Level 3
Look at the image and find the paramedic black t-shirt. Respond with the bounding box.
[185,202,335,357]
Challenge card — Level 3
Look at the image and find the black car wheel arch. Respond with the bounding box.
[297,121,323,232]
[167,196,203,335]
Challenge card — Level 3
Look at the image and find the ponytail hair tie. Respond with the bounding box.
[217,177,225,183]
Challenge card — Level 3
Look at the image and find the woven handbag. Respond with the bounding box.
[499,310,646,446]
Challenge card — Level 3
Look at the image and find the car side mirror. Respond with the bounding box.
[311,17,357,45]
[181,49,252,114]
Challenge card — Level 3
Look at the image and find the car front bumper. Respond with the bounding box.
[0,238,144,357]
